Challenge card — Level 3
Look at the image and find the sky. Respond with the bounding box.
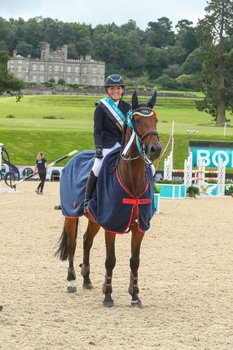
[1,0,207,30]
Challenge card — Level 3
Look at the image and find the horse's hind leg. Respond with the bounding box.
[66,218,79,293]
[80,219,100,289]
[128,229,145,309]
[102,231,116,308]
[55,217,78,293]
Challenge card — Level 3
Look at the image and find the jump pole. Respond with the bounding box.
[10,150,78,191]
[0,143,5,193]
[0,143,2,189]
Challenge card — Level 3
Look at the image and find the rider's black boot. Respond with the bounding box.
[83,170,97,213]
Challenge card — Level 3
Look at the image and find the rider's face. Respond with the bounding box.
[107,86,124,102]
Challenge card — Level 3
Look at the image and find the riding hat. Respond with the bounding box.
[104,74,125,87]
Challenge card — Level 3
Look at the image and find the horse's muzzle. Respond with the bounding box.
[147,143,162,161]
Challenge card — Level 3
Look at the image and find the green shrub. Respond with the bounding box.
[225,184,233,195]
[207,179,217,183]
[6,114,14,118]
[45,81,55,87]
[156,179,183,184]
[43,116,57,119]
[25,81,38,86]
[67,83,79,89]
[58,79,66,85]
[186,185,200,195]
[154,184,162,193]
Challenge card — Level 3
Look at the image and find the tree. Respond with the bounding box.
[16,41,33,56]
[195,0,233,124]
[146,17,175,48]
[0,17,14,51]
[136,71,151,87]
[144,46,169,79]
[0,50,25,101]
[163,64,182,78]
[175,19,194,31]
[70,23,93,57]
[181,49,202,75]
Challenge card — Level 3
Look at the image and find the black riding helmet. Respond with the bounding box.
[104,74,125,96]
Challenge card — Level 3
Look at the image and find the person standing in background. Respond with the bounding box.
[34,152,48,195]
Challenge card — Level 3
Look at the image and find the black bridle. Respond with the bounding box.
[121,107,159,161]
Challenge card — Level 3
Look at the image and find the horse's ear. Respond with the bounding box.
[132,91,138,110]
[147,90,157,109]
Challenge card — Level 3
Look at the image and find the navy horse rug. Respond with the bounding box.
[60,148,155,234]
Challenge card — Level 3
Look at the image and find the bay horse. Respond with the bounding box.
[55,91,162,308]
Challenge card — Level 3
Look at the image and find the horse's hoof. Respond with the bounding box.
[131,300,144,309]
[83,283,94,290]
[103,300,114,308]
[67,286,77,293]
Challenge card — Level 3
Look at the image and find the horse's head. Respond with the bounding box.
[124,91,162,161]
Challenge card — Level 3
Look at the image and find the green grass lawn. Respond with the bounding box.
[0,95,232,172]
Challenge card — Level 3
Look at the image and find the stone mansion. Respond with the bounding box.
[7,44,105,86]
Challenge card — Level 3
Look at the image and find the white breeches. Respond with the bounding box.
[92,143,121,177]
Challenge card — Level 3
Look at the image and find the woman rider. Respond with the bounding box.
[83,74,131,213]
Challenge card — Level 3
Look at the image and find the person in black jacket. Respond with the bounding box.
[83,74,131,213]
[34,152,48,195]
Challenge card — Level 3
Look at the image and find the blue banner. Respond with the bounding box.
[190,147,233,168]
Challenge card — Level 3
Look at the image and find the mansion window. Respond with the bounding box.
[82,76,87,84]
[66,76,71,83]
[67,65,71,72]
[49,65,52,71]
[32,64,37,71]
[18,65,22,72]
[83,66,87,73]
[74,77,79,83]
[91,77,97,85]
[54,76,59,83]
[17,74,22,79]
[75,66,80,73]
[32,75,37,82]
[92,66,97,73]
[40,64,44,71]
[54,65,59,72]
[39,75,44,83]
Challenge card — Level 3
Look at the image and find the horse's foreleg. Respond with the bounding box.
[65,218,78,293]
[102,231,116,308]
[80,219,100,289]
[128,229,144,308]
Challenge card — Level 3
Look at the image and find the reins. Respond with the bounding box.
[119,107,158,196]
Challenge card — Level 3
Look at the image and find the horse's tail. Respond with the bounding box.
[54,224,68,261]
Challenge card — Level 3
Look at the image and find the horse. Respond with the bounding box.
[55,91,162,308]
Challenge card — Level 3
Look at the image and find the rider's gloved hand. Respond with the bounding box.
[95,146,104,159]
